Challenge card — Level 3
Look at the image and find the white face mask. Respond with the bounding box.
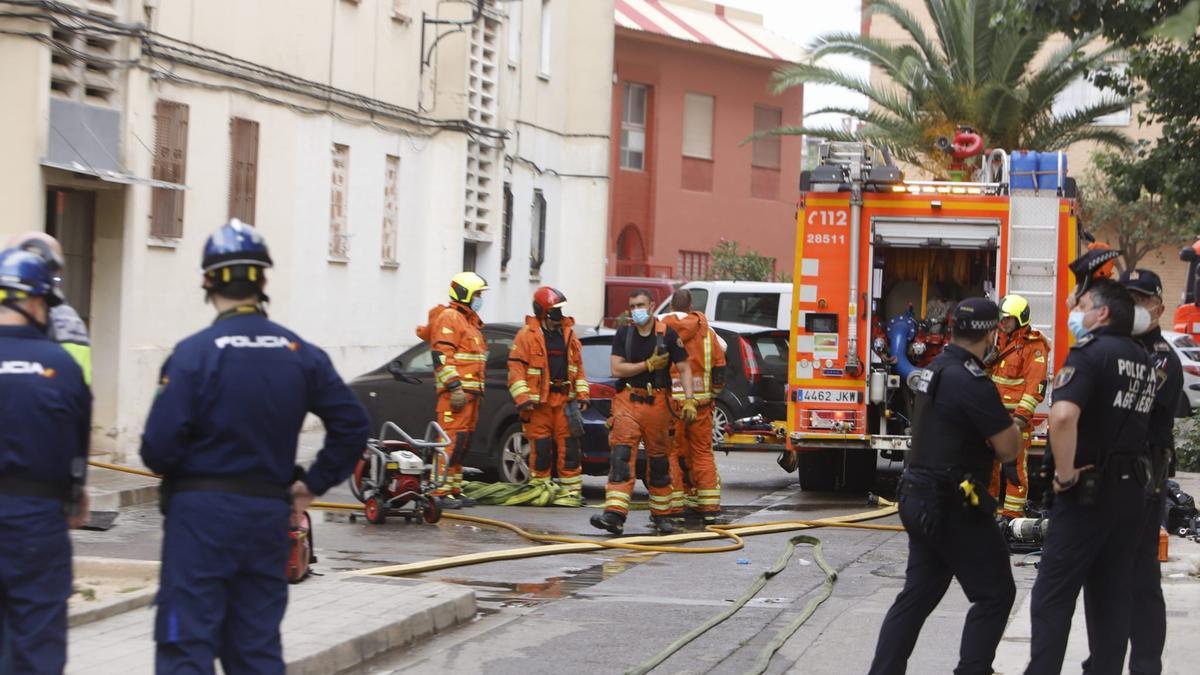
[1132,306,1152,335]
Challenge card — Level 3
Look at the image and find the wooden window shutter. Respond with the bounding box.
[150,100,188,237]
[228,118,259,224]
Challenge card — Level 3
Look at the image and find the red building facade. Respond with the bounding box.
[609,0,803,280]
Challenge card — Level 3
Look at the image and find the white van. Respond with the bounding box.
[655,281,792,329]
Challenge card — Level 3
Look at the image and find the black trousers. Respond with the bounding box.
[1027,470,1147,675]
[869,484,1016,675]
[1126,490,1166,674]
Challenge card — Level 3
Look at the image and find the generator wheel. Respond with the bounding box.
[350,457,369,503]
[423,498,442,524]
[364,497,387,525]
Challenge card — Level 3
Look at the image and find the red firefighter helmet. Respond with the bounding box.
[532,286,567,319]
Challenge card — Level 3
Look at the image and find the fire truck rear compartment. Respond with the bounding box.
[869,244,1000,440]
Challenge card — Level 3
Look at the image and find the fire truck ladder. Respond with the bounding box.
[1006,194,1061,344]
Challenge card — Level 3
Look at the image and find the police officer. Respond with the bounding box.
[6,231,92,384]
[1118,269,1182,675]
[140,220,370,673]
[0,248,91,674]
[1026,278,1157,675]
[869,298,1022,675]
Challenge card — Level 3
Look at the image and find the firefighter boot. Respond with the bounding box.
[590,511,625,536]
[652,515,680,535]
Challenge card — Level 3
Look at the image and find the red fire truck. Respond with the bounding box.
[785,142,1081,490]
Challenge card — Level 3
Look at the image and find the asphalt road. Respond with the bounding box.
[71,452,1020,674]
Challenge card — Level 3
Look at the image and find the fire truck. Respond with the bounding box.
[785,141,1081,491]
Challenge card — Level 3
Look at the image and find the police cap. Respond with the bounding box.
[1119,268,1163,298]
[1068,247,1120,287]
[951,297,1000,332]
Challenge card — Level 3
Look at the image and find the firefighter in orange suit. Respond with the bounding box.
[508,287,590,504]
[416,272,488,508]
[985,294,1050,518]
[661,289,727,523]
[591,289,694,536]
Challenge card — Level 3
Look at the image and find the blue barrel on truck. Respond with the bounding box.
[1037,151,1068,191]
[1011,150,1039,189]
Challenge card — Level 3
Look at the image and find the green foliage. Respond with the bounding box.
[1018,0,1200,211]
[708,240,778,282]
[1079,154,1199,270]
[766,0,1133,177]
[1173,417,1200,472]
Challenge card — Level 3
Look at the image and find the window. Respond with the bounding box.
[150,100,188,238]
[228,118,259,224]
[677,250,710,280]
[538,0,551,77]
[530,189,547,271]
[752,106,782,169]
[330,143,350,259]
[507,0,521,64]
[581,341,613,379]
[620,82,647,171]
[501,182,513,272]
[682,93,715,160]
[487,333,515,370]
[1052,64,1131,127]
[381,154,399,265]
[714,292,780,328]
[404,346,434,372]
[463,241,478,272]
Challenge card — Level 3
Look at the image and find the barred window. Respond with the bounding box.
[329,143,350,260]
[677,250,711,280]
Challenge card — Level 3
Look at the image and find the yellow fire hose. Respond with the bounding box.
[90,459,901,672]
[87,460,901,574]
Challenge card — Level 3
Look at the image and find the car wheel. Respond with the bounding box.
[711,403,732,447]
[497,422,531,484]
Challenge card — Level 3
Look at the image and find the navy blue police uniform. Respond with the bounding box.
[0,250,91,674]
[140,221,369,674]
[1026,325,1156,675]
[1123,270,1183,675]
[870,298,1017,675]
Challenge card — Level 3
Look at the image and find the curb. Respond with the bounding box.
[89,483,160,511]
[286,579,477,675]
[70,557,161,628]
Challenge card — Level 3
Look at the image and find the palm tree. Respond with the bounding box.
[770,0,1133,177]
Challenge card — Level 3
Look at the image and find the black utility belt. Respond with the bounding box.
[547,381,572,393]
[0,476,70,501]
[165,476,291,502]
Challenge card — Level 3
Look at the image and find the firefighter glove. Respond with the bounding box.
[449,387,468,412]
[1001,461,1022,488]
[645,349,670,373]
[518,400,535,422]
[681,398,698,424]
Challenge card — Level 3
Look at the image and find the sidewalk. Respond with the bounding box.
[994,470,1200,674]
[67,574,476,674]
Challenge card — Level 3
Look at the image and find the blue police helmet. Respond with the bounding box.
[201,219,273,273]
[0,248,63,307]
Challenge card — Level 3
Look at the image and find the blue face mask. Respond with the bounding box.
[631,308,651,326]
[1067,310,1090,340]
[470,296,483,313]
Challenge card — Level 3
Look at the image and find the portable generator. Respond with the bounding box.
[349,421,451,525]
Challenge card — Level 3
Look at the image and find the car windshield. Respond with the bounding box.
[582,341,613,379]
[714,292,778,327]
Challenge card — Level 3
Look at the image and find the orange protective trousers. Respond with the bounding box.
[672,405,720,514]
[989,431,1030,518]
[433,393,480,496]
[604,389,675,517]
[524,391,583,494]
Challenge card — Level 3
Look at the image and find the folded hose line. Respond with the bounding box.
[624,534,837,675]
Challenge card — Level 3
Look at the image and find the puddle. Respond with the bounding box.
[428,552,658,605]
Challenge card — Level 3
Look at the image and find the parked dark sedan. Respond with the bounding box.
[348,323,613,484]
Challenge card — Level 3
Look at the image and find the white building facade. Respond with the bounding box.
[0,0,612,461]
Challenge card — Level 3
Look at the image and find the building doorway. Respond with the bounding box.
[44,188,96,324]
[616,223,647,276]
